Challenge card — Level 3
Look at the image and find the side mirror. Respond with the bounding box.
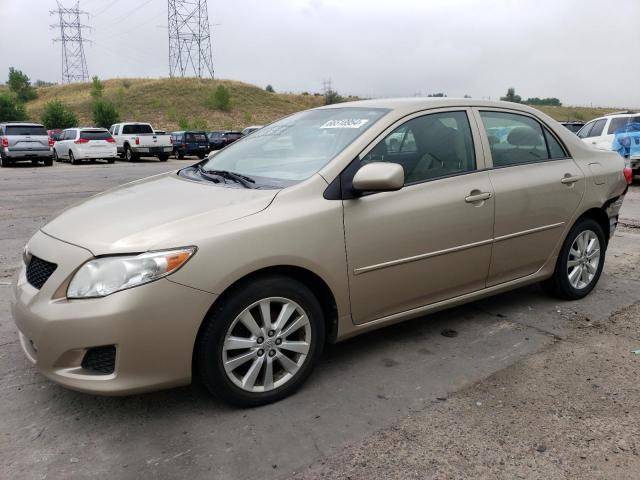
[352,162,404,192]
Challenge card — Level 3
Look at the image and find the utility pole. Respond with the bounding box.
[50,1,90,83]
[168,0,215,78]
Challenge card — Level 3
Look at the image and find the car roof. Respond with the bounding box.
[1,122,44,126]
[318,97,565,116]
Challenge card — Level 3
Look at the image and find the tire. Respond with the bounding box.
[69,151,78,165]
[158,154,169,162]
[178,153,185,160]
[53,150,59,162]
[44,157,53,167]
[0,155,9,167]
[196,275,325,407]
[542,217,606,300]
[107,158,115,164]
[124,145,138,162]
[31,159,39,166]
[197,153,206,160]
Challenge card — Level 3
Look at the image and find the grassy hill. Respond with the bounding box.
[25,78,325,131]
[18,77,633,130]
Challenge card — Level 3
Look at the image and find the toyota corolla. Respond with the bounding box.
[12,99,630,406]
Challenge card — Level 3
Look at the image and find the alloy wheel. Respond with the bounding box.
[567,229,600,290]
[221,297,312,393]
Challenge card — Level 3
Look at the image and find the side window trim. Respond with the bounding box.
[473,107,572,169]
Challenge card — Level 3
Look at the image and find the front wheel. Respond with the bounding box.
[196,275,325,407]
[542,217,605,300]
[124,146,138,162]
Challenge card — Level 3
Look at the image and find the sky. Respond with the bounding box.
[1,0,639,107]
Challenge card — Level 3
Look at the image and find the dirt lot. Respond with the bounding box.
[0,161,638,479]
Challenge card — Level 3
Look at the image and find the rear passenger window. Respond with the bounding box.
[589,119,606,137]
[544,129,568,159]
[480,111,561,167]
[361,111,476,184]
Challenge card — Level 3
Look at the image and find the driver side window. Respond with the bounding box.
[361,111,476,184]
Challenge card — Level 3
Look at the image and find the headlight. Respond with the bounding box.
[67,247,196,299]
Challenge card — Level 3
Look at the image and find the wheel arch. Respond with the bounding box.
[191,265,340,376]
[576,207,610,245]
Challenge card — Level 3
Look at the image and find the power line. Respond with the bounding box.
[50,1,91,83]
[168,0,214,78]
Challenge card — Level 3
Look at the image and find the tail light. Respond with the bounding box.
[74,138,89,144]
[623,167,633,184]
[105,137,116,143]
[1,137,8,148]
[48,137,55,147]
[135,137,140,145]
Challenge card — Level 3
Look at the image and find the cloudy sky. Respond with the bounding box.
[2,0,639,107]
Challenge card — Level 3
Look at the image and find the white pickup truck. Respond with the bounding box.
[109,122,173,162]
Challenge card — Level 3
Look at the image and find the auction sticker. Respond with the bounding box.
[320,119,369,129]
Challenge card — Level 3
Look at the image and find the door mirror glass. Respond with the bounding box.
[352,162,404,192]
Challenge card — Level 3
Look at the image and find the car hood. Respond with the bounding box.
[41,172,278,255]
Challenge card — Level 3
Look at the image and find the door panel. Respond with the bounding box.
[344,172,494,324]
[486,160,584,285]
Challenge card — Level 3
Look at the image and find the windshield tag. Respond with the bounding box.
[320,119,369,129]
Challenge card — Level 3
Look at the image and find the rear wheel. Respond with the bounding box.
[0,155,10,167]
[124,145,138,162]
[44,157,53,167]
[543,217,605,300]
[196,275,325,407]
[31,159,39,166]
[69,151,78,165]
[107,158,115,164]
[158,154,169,162]
[197,153,206,160]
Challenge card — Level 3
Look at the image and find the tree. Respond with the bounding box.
[92,100,120,128]
[0,94,27,122]
[524,97,562,106]
[427,93,447,97]
[500,87,522,103]
[324,89,343,105]
[206,85,231,111]
[7,67,37,102]
[41,100,78,129]
[90,75,104,99]
[265,84,275,93]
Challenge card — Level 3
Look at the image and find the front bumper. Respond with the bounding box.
[11,230,216,395]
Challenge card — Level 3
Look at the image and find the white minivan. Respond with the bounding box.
[53,128,118,165]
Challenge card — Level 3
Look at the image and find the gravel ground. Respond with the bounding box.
[289,303,640,480]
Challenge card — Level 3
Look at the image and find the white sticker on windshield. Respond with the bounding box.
[320,119,369,129]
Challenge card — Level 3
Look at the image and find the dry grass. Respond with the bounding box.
[25,78,324,130]
[19,77,632,128]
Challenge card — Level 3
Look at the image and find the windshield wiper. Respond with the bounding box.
[203,169,256,188]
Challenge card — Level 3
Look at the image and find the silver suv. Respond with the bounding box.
[0,122,53,167]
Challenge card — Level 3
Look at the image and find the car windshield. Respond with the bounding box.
[201,107,388,186]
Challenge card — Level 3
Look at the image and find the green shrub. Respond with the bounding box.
[92,100,120,128]
[7,67,37,102]
[90,76,104,99]
[0,93,27,122]
[40,100,78,129]
[178,117,190,130]
[206,85,231,111]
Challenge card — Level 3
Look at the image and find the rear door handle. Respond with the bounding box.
[561,175,581,184]
[465,191,492,203]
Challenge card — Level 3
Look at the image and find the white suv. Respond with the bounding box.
[53,128,118,165]
[577,112,640,174]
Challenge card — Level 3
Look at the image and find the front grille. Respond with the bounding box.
[26,256,57,289]
[81,346,116,375]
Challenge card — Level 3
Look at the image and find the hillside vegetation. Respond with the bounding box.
[25,78,325,131]
[18,77,632,130]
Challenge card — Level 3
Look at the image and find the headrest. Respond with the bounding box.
[507,127,543,146]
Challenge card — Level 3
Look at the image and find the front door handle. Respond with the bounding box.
[561,175,581,184]
[464,191,492,203]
